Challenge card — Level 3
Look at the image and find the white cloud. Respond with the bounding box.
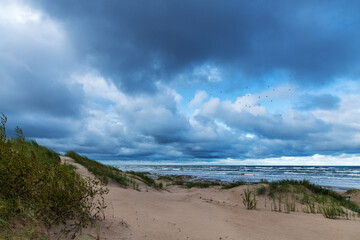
[189,90,208,108]
[193,64,222,82]
[0,2,41,24]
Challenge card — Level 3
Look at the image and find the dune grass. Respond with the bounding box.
[185,182,221,188]
[267,179,360,215]
[65,152,165,189]
[65,151,132,187]
[243,187,257,210]
[344,189,360,196]
[125,171,163,188]
[221,181,246,189]
[157,175,174,182]
[0,114,108,238]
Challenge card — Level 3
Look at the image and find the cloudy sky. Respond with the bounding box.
[1,0,360,165]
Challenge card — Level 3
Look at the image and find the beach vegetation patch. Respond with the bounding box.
[185,182,221,188]
[221,181,246,189]
[0,114,108,238]
[242,187,257,210]
[264,179,359,218]
[256,185,266,195]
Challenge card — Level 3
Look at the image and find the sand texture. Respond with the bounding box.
[59,156,360,240]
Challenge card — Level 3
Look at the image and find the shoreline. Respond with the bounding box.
[105,163,360,191]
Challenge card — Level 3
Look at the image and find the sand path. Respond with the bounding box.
[60,156,360,240]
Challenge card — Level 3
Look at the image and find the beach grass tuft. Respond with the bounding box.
[318,202,344,219]
[242,187,257,210]
[221,181,246,189]
[266,179,360,215]
[185,182,221,188]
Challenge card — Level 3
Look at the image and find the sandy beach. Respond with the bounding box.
[60,156,360,240]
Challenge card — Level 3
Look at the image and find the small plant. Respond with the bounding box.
[318,202,344,219]
[302,198,316,214]
[291,193,296,212]
[344,189,360,196]
[157,176,173,181]
[301,192,310,204]
[256,185,266,195]
[277,192,283,212]
[242,187,257,210]
[260,179,269,184]
[264,196,267,208]
[284,195,291,213]
[268,192,275,199]
[222,181,246,189]
[186,182,221,188]
[271,198,277,212]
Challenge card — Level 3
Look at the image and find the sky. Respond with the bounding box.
[1,0,360,165]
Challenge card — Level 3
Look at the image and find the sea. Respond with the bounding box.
[97,162,360,191]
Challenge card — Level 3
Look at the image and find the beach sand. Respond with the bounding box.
[60,156,360,240]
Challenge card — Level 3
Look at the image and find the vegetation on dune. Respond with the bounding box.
[266,179,360,215]
[344,189,360,196]
[0,114,108,238]
[185,182,221,188]
[157,175,174,181]
[221,181,246,189]
[242,187,257,210]
[65,151,133,187]
[65,152,165,189]
[126,171,156,188]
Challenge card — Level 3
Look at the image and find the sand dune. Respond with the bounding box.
[60,156,360,240]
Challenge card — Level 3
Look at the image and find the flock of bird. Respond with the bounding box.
[204,84,293,110]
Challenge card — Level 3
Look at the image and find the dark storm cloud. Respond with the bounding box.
[3,0,360,162]
[30,0,360,93]
[0,70,83,118]
[4,112,77,139]
[295,94,340,111]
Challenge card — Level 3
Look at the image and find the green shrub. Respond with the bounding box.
[0,114,108,237]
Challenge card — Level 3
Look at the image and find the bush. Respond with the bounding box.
[0,114,108,237]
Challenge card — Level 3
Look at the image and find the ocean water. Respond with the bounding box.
[98,162,360,191]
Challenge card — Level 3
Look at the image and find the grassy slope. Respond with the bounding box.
[65,151,163,189]
[0,116,107,239]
